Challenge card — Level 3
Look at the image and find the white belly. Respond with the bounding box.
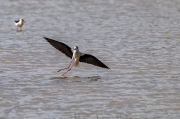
[72,50,80,66]
[74,58,79,66]
[15,22,23,27]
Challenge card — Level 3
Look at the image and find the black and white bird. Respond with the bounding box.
[44,37,110,76]
[14,18,25,31]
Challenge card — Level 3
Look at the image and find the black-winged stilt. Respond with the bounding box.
[44,37,110,76]
[14,18,25,31]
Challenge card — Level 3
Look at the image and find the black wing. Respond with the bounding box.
[44,37,73,59]
[79,54,110,69]
[15,20,19,23]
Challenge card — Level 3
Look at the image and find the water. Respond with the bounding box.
[0,0,180,118]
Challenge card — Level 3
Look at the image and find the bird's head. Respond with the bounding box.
[20,18,25,23]
[74,46,78,50]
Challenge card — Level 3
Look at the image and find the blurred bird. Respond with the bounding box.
[14,18,25,31]
[44,37,110,76]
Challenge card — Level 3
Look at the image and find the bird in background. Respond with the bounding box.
[44,37,110,76]
[14,18,25,32]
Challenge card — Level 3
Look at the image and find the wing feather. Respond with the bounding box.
[44,37,73,59]
[79,54,110,69]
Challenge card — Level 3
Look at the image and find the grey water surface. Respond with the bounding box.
[0,0,180,119]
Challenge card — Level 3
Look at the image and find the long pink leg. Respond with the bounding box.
[58,60,73,72]
[62,62,75,76]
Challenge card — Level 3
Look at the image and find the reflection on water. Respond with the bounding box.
[50,76,101,81]
[0,0,180,119]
